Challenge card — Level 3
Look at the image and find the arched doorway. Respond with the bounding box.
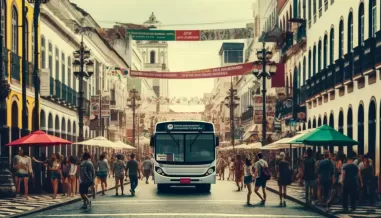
[368,100,376,162]
[61,117,66,157]
[40,110,46,131]
[303,122,306,130]
[67,120,72,156]
[313,118,317,128]
[347,107,353,155]
[338,110,344,152]
[323,114,328,125]
[329,112,334,153]
[54,115,60,153]
[308,119,311,129]
[358,104,364,155]
[11,101,19,157]
[31,107,36,131]
[318,116,322,126]
[47,113,53,157]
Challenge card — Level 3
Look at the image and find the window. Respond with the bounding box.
[318,40,321,72]
[25,20,29,61]
[11,6,18,54]
[348,12,353,52]
[323,34,328,67]
[55,47,59,79]
[150,50,155,64]
[330,28,334,64]
[67,57,71,88]
[155,134,185,163]
[61,53,65,83]
[313,45,316,75]
[1,0,6,47]
[308,0,312,27]
[286,12,289,31]
[313,0,317,23]
[358,3,364,46]
[303,57,306,84]
[319,0,322,17]
[224,50,243,63]
[303,0,306,19]
[369,0,377,38]
[339,20,344,58]
[41,36,46,68]
[48,42,52,77]
[324,0,328,10]
[308,49,312,78]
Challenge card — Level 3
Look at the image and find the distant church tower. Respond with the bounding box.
[137,12,169,100]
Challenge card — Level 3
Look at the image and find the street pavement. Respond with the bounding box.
[24,179,323,218]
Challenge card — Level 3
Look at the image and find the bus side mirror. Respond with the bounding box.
[150,136,155,147]
[215,136,220,147]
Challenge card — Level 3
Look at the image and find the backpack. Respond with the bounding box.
[260,163,271,180]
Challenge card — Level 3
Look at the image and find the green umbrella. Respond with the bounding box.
[289,129,317,144]
[302,125,358,146]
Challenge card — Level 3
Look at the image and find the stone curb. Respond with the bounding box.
[10,181,130,218]
[266,185,339,218]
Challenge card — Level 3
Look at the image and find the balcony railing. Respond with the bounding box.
[2,47,9,77]
[362,38,376,73]
[241,107,253,123]
[55,79,61,99]
[62,83,68,103]
[296,25,306,43]
[375,31,381,65]
[334,59,344,85]
[343,53,353,81]
[50,77,54,96]
[353,46,362,77]
[10,52,20,81]
[73,91,77,107]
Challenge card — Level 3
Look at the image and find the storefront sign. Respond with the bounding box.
[126,29,175,41]
[176,30,200,41]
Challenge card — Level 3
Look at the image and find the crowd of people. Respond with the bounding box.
[217,148,378,211]
[12,148,155,209]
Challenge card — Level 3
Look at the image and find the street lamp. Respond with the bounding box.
[252,42,277,146]
[223,79,240,150]
[126,89,141,148]
[72,33,94,154]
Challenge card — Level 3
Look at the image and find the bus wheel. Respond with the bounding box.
[197,184,211,192]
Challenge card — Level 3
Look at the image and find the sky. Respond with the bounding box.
[71,0,254,98]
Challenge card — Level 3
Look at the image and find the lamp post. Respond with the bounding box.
[127,89,141,148]
[252,42,277,146]
[72,33,94,154]
[223,78,240,150]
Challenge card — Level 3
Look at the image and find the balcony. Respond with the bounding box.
[67,87,73,106]
[73,91,77,107]
[375,31,381,66]
[353,46,363,78]
[343,53,353,81]
[10,52,20,81]
[241,107,253,123]
[296,25,306,44]
[55,79,62,99]
[362,38,376,74]
[334,59,344,87]
[50,77,54,96]
[62,84,68,103]
[2,47,9,77]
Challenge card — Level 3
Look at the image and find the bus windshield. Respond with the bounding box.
[155,133,215,164]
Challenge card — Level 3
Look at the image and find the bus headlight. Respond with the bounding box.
[204,166,215,176]
[156,168,163,174]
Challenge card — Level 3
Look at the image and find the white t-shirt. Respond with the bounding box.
[254,159,268,178]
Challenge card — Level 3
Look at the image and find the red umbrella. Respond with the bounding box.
[6,130,72,146]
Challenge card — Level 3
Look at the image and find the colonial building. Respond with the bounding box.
[38,0,129,157]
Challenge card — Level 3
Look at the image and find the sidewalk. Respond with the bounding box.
[266,180,381,218]
[0,177,130,218]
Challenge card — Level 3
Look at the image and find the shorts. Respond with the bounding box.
[79,183,91,195]
[143,169,151,177]
[304,180,316,189]
[244,176,253,185]
[97,171,108,179]
[51,171,60,180]
[16,173,29,178]
[255,177,267,187]
[115,173,125,180]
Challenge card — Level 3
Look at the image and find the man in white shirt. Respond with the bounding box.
[253,153,269,205]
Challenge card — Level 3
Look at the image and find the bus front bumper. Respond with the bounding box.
[154,172,216,184]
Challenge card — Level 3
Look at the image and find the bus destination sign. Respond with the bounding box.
[156,122,213,132]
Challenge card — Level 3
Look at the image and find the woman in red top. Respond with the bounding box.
[234,155,244,191]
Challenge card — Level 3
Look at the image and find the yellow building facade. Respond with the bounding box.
[3,0,40,131]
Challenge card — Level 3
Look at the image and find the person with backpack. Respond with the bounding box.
[276,152,292,207]
[79,152,95,209]
[217,154,226,180]
[253,153,270,205]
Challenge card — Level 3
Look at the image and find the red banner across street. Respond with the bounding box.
[130,63,262,79]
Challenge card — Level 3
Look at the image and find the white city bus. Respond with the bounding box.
[150,121,220,192]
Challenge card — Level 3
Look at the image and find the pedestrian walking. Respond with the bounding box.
[253,153,270,205]
[217,154,226,180]
[303,148,316,205]
[113,154,126,195]
[79,152,95,209]
[243,158,254,205]
[61,157,71,197]
[68,156,78,197]
[142,156,152,184]
[13,149,33,200]
[126,153,141,196]
[96,154,109,195]
[150,154,155,181]
[48,153,62,199]
[342,154,363,212]
[234,155,244,191]
[276,152,291,207]
[227,157,235,181]
[317,150,334,210]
